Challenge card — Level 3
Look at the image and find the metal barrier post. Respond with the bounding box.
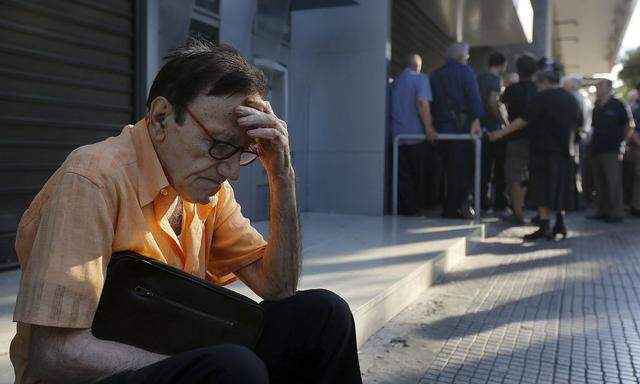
[473,135,482,224]
[392,133,482,224]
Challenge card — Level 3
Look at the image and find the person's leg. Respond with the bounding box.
[441,141,457,216]
[97,345,268,384]
[480,138,493,210]
[603,153,624,219]
[493,141,508,211]
[504,140,527,221]
[255,289,362,384]
[592,154,608,217]
[632,148,640,212]
[453,141,474,215]
[397,144,420,215]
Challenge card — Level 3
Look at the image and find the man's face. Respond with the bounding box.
[149,93,255,204]
[596,80,612,100]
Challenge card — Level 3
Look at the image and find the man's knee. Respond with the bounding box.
[293,289,354,329]
[196,344,268,383]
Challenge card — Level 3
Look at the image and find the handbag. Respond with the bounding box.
[91,252,265,355]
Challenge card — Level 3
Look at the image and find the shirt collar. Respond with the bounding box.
[130,118,219,218]
[130,118,171,207]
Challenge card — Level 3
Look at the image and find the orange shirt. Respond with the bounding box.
[10,120,267,384]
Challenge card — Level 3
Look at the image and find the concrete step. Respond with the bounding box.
[0,213,484,383]
[229,212,485,347]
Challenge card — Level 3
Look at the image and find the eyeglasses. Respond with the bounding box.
[184,107,259,166]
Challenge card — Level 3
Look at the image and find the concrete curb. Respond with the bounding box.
[354,224,485,348]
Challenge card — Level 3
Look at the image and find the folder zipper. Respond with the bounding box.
[134,285,237,328]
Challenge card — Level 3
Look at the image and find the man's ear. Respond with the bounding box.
[147,96,173,142]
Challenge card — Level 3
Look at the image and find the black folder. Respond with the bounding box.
[92,252,264,355]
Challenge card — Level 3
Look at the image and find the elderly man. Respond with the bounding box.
[588,79,635,223]
[430,42,484,219]
[631,83,640,215]
[10,39,362,384]
[391,53,436,215]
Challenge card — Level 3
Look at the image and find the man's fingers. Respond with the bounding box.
[247,128,285,142]
[245,96,274,115]
[237,113,280,127]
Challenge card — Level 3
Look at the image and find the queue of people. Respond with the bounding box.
[391,41,639,241]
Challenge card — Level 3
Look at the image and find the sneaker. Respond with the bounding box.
[459,206,476,220]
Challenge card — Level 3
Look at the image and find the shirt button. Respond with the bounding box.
[160,189,168,196]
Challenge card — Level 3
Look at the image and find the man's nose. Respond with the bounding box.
[218,156,241,182]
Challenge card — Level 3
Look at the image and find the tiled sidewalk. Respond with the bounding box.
[362,216,640,384]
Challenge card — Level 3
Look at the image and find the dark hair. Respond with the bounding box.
[488,52,506,67]
[534,60,564,85]
[515,54,537,79]
[146,36,267,124]
[636,81,640,91]
[599,78,613,89]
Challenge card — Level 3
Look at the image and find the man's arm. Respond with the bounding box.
[487,90,508,126]
[417,98,438,142]
[234,97,301,301]
[625,104,637,142]
[488,117,528,142]
[29,325,167,384]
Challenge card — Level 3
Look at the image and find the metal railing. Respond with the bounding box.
[392,133,482,224]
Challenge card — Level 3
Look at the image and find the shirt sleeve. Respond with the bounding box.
[491,75,502,93]
[13,172,114,328]
[207,182,267,285]
[620,102,632,127]
[416,74,433,102]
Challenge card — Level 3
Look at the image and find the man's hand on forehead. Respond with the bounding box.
[235,95,292,176]
[243,95,273,114]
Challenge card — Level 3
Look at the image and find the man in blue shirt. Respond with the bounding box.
[390,53,436,215]
[430,42,484,218]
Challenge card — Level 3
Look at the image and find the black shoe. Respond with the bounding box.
[604,217,623,224]
[630,208,640,217]
[502,213,525,226]
[530,214,541,225]
[552,221,568,240]
[524,220,551,241]
[586,214,606,221]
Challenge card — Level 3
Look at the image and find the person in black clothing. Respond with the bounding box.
[498,54,538,225]
[490,61,582,240]
[588,79,635,222]
[477,52,508,212]
[630,82,640,215]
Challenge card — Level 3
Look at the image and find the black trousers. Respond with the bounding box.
[439,141,473,215]
[398,142,427,215]
[480,139,507,211]
[98,289,362,384]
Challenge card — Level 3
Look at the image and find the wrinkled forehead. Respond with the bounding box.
[187,93,253,145]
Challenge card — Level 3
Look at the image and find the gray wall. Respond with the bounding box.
[289,1,391,215]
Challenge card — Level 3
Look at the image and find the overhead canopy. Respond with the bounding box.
[412,0,533,47]
[290,0,358,11]
[554,0,638,75]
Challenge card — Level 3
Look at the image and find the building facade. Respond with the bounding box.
[1,0,634,269]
